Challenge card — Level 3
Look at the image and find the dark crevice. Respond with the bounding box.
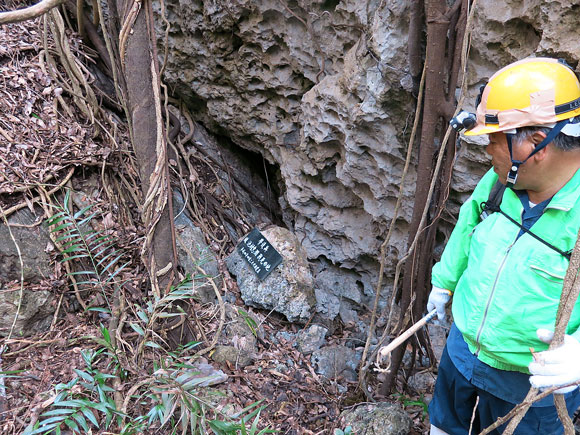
[211,133,284,226]
[321,0,340,11]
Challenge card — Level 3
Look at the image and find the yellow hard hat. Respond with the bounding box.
[464,58,580,136]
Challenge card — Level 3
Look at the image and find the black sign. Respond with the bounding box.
[236,228,283,280]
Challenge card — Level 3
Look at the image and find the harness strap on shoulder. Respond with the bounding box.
[496,209,572,260]
[479,180,571,260]
[480,180,506,220]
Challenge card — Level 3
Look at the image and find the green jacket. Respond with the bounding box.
[432,168,580,373]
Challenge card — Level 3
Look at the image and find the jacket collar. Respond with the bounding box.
[545,168,580,211]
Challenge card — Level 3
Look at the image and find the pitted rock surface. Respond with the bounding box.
[226,226,315,323]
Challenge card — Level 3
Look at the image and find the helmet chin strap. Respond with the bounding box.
[505,119,570,187]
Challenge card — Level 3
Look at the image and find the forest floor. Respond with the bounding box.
[0,8,432,435]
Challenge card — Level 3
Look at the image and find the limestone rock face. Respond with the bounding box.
[159,0,579,303]
[225,226,315,323]
[160,0,417,300]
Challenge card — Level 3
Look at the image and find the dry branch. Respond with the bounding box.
[0,0,64,25]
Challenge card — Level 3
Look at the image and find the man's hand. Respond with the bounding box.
[529,329,580,394]
[427,286,452,324]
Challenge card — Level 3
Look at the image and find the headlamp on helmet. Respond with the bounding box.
[450,110,477,132]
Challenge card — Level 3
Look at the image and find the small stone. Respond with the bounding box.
[340,402,412,435]
[311,345,359,382]
[296,324,328,355]
[211,345,254,368]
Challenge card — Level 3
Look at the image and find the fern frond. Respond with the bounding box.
[46,195,131,312]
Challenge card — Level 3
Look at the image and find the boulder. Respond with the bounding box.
[226,226,315,323]
[0,287,54,337]
[0,209,55,336]
[313,260,365,322]
[172,190,223,303]
[175,223,222,303]
[0,209,52,283]
[158,0,417,299]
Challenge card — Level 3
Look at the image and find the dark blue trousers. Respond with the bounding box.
[428,346,580,434]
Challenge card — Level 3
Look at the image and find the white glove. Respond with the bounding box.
[529,328,580,394]
[427,286,451,323]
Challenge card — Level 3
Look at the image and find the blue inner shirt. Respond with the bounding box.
[513,190,552,238]
[446,188,566,406]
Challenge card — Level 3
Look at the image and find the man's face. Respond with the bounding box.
[486,132,535,187]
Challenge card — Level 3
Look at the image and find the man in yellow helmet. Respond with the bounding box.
[427,58,580,434]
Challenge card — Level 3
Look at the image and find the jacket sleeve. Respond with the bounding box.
[432,169,498,292]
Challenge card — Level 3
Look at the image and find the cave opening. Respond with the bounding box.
[211,132,285,227]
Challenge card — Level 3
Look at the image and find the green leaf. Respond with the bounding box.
[78,212,99,228]
[86,307,111,314]
[73,369,94,383]
[81,408,99,428]
[61,254,90,264]
[105,260,131,283]
[0,369,25,375]
[98,384,116,393]
[93,244,114,259]
[67,270,97,276]
[29,421,61,434]
[145,341,162,349]
[100,324,111,342]
[36,415,68,425]
[233,400,264,420]
[249,408,262,434]
[52,221,75,233]
[45,210,67,224]
[129,323,145,336]
[53,399,86,407]
[72,412,90,432]
[136,309,149,323]
[74,205,94,220]
[64,417,79,432]
[90,401,113,414]
[209,420,240,434]
[63,189,71,206]
[46,216,68,229]
[100,253,124,274]
[83,229,100,241]
[55,233,81,243]
[60,244,85,254]
[147,404,164,425]
[96,250,119,269]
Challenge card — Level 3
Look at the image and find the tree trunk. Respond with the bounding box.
[115,0,177,295]
[379,0,466,395]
